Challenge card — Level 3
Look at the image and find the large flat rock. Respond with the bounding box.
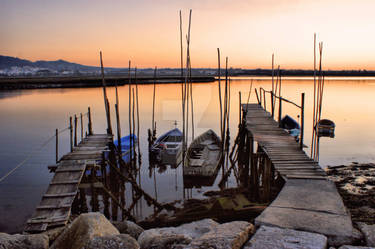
[255,179,354,246]
[243,225,327,249]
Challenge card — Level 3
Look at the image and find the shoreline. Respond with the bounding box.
[0,76,215,90]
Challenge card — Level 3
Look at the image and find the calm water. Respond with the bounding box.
[1,77,375,233]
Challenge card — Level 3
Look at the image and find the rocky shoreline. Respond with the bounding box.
[1,163,374,249]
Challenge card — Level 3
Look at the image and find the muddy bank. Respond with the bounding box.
[326,162,375,224]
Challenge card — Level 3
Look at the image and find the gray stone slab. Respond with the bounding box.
[269,179,348,215]
[338,246,375,249]
[243,225,327,249]
[255,179,354,246]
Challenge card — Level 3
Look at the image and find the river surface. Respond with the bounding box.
[0,77,375,233]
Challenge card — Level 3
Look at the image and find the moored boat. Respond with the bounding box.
[280,115,300,139]
[114,134,137,163]
[184,129,222,177]
[316,119,335,138]
[150,128,183,166]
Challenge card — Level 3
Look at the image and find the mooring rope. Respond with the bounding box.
[0,126,70,183]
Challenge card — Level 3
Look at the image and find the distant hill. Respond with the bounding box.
[0,55,98,71]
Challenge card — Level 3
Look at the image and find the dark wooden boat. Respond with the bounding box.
[184,129,222,177]
[316,119,335,138]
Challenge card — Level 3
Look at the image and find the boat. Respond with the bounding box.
[316,119,335,138]
[280,115,300,139]
[150,128,183,166]
[184,129,222,178]
[114,134,137,163]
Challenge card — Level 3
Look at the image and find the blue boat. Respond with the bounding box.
[280,115,301,140]
[114,134,137,163]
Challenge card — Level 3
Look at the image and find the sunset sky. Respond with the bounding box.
[1,0,375,70]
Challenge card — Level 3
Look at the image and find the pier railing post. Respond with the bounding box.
[255,88,261,105]
[271,92,274,119]
[278,99,282,127]
[259,88,263,108]
[263,89,266,111]
[88,107,93,135]
[300,93,305,150]
[55,128,58,163]
[74,115,78,147]
[69,116,73,152]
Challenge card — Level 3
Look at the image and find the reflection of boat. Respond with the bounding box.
[114,134,137,163]
[316,119,335,138]
[150,128,183,166]
[184,129,222,177]
[280,115,300,139]
[183,172,219,188]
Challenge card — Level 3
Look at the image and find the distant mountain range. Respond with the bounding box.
[0,55,98,71]
[2,55,375,77]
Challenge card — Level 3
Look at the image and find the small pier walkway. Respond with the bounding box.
[243,103,355,244]
[24,134,112,233]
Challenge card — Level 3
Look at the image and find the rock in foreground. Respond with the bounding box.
[357,223,375,247]
[85,234,139,249]
[243,225,327,249]
[138,219,219,249]
[186,221,254,249]
[50,212,119,249]
[112,220,144,240]
[0,233,49,249]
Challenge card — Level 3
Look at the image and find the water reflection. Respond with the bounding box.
[1,77,375,233]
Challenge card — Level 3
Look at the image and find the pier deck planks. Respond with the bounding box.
[24,134,112,233]
[243,104,354,243]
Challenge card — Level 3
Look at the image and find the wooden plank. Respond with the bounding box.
[43,192,77,198]
[37,204,71,209]
[286,175,327,180]
[50,180,80,185]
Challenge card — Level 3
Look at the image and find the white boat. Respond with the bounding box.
[150,128,183,166]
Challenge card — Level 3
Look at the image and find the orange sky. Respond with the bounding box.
[1,0,375,70]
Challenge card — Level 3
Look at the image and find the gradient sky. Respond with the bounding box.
[1,0,375,69]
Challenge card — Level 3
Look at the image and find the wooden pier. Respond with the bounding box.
[243,103,355,244]
[24,134,112,233]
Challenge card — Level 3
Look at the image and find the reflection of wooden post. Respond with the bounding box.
[80,113,83,141]
[69,117,73,152]
[263,157,271,202]
[278,99,282,127]
[74,114,78,147]
[88,107,93,135]
[300,93,305,150]
[55,129,58,163]
[79,188,88,213]
[239,91,242,124]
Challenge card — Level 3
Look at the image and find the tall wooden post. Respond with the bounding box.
[55,128,58,163]
[69,117,73,152]
[259,88,263,108]
[74,115,78,147]
[100,51,112,135]
[300,93,305,149]
[88,107,93,135]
